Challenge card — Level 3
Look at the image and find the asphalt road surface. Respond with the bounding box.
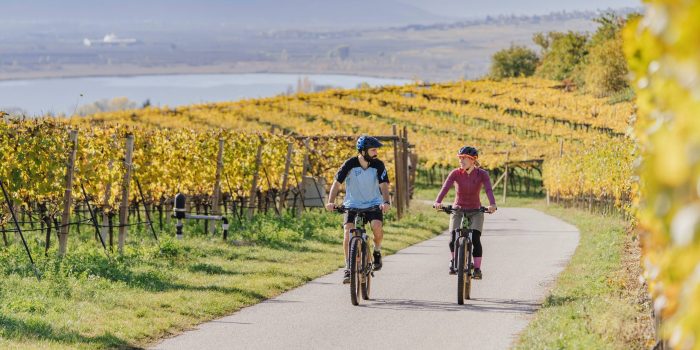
[152,207,579,350]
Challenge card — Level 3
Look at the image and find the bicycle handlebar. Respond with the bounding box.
[438,205,488,214]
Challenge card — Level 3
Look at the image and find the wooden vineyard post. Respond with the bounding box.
[392,125,404,219]
[101,135,116,246]
[248,136,264,219]
[402,126,410,209]
[118,133,134,255]
[560,139,564,157]
[279,142,293,213]
[297,138,310,217]
[210,138,224,233]
[58,130,78,257]
[503,151,509,205]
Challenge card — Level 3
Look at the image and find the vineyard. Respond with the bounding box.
[75,77,636,201]
[78,78,633,167]
[0,75,638,262]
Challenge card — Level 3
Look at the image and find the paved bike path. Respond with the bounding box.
[152,208,579,350]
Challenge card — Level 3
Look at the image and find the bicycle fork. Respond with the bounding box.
[453,229,473,274]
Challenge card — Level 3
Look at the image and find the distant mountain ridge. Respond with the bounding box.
[0,0,450,29]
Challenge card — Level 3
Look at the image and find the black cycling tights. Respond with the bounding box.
[449,229,482,257]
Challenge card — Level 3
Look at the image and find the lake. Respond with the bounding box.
[0,73,410,116]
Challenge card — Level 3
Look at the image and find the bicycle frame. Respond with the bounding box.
[349,213,370,244]
[347,208,375,277]
[453,217,474,273]
[337,206,379,305]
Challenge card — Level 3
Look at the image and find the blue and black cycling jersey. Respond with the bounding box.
[335,156,389,209]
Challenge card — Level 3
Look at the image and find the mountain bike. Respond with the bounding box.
[335,205,380,306]
[439,205,487,304]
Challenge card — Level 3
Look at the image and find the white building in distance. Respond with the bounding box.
[83,33,137,47]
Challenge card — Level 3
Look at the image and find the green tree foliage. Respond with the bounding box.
[533,31,588,82]
[589,11,627,47]
[582,12,639,97]
[584,35,628,97]
[489,45,540,79]
[530,13,638,96]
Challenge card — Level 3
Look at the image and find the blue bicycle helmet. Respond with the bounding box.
[356,136,383,152]
[458,146,478,157]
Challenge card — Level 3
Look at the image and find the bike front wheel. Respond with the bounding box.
[349,237,362,306]
[457,237,471,304]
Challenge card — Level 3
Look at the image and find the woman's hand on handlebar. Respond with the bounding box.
[487,205,497,214]
[325,203,336,212]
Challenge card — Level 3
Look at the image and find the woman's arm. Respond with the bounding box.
[434,170,456,206]
[482,170,497,212]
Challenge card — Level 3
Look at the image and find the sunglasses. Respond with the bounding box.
[457,154,477,160]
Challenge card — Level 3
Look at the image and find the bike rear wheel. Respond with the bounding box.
[361,241,372,300]
[465,241,472,300]
[349,237,362,306]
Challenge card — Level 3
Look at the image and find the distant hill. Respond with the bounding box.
[395,0,640,18]
[0,0,450,30]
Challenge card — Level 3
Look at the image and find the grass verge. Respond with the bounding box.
[0,203,446,349]
[513,201,654,349]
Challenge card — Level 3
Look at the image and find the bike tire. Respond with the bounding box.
[457,237,467,305]
[465,240,472,300]
[349,237,361,306]
[361,241,372,300]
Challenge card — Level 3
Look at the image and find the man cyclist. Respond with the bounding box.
[325,136,391,284]
[433,146,497,279]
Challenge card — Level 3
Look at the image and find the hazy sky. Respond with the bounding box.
[398,0,641,18]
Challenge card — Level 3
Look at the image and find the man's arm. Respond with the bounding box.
[379,182,391,213]
[380,182,390,203]
[327,159,353,211]
[325,180,342,211]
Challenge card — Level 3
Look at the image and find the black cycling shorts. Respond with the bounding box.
[343,210,383,225]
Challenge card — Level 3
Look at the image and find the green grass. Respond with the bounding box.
[0,204,447,349]
[513,202,653,349]
[414,183,653,349]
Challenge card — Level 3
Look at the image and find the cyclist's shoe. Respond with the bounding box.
[449,260,456,275]
[373,251,383,271]
[473,268,483,280]
[343,269,351,284]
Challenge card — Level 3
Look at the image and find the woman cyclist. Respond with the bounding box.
[433,146,497,279]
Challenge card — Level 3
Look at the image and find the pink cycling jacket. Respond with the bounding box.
[435,168,496,209]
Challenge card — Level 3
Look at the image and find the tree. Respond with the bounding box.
[589,11,626,47]
[76,97,139,116]
[583,12,639,97]
[584,35,629,97]
[534,31,589,82]
[489,45,540,79]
